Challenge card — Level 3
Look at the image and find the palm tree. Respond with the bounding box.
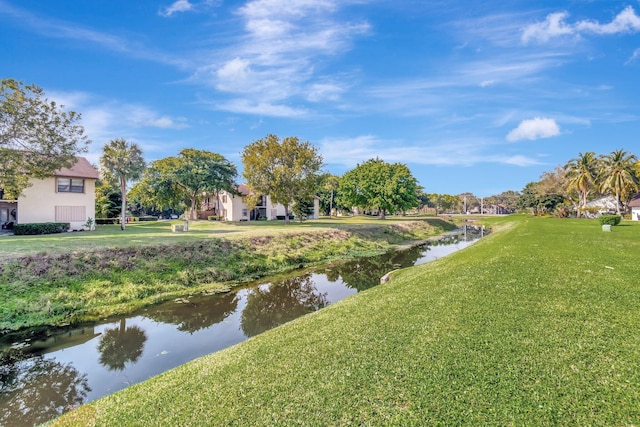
[100,139,145,230]
[598,149,639,214]
[564,152,598,217]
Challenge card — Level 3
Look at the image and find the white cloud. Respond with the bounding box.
[626,48,640,64]
[522,7,640,44]
[191,0,370,116]
[160,0,193,17]
[506,117,560,142]
[522,12,574,44]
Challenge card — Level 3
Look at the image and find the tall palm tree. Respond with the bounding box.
[100,139,145,230]
[564,151,598,217]
[598,149,639,214]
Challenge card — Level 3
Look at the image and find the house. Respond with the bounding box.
[1,157,99,230]
[584,195,618,214]
[630,192,640,221]
[199,183,320,221]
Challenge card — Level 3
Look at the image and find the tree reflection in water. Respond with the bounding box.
[0,353,90,426]
[97,319,147,371]
[324,245,425,292]
[145,292,239,334]
[241,275,329,337]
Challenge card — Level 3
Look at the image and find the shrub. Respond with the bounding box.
[598,215,621,226]
[13,222,70,235]
[138,216,158,222]
[208,216,217,221]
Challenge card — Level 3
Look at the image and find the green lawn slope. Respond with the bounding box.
[53,216,640,426]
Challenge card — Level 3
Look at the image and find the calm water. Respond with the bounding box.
[0,226,485,426]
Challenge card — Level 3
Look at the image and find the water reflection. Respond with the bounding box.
[145,292,239,334]
[0,226,486,426]
[97,320,147,371]
[241,275,329,337]
[0,354,90,426]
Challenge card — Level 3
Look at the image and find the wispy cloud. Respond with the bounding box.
[506,117,560,142]
[0,0,187,67]
[160,0,193,17]
[320,135,541,168]
[522,6,640,44]
[192,0,370,117]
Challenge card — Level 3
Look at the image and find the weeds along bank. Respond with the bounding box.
[0,219,455,332]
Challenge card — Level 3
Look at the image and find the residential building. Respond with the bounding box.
[1,157,99,230]
[199,183,319,221]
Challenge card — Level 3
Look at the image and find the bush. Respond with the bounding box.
[598,215,621,226]
[208,216,217,221]
[13,222,70,235]
[95,218,118,225]
[138,216,158,222]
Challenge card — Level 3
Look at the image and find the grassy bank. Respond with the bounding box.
[0,217,455,332]
[53,216,640,426]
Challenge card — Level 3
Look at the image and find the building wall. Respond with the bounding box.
[632,207,640,221]
[211,191,319,221]
[18,176,96,229]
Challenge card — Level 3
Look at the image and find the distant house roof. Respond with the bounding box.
[629,192,640,208]
[585,195,617,210]
[54,157,99,179]
[237,183,251,196]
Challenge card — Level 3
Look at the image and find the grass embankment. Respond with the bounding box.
[53,216,640,426]
[0,217,455,332]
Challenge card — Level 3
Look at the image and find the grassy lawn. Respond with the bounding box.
[52,215,640,426]
[0,216,443,258]
[1,216,456,331]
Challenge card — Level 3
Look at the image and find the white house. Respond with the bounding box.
[199,183,319,221]
[1,157,99,230]
[630,192,640,221]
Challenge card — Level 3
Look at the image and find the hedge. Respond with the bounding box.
[96,218,118,225]
[138,216,158,222]
[13,222,70,235]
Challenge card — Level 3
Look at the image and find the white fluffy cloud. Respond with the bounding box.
[522,6,640,44]
[506,117,560,142]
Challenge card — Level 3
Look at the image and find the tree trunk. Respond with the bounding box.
[284,205,290,225]
[379,208,386,220]
[330,190,334,217]
[120,178,127,231]
[190,195,197,220]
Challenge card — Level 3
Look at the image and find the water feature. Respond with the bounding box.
[0,225,486,426]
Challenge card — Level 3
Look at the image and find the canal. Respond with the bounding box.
[0,226,486,426]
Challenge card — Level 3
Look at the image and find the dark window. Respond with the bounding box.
[58,178,84,193]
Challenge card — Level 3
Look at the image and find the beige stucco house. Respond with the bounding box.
[1,157,99,230]
[199,183,320,221]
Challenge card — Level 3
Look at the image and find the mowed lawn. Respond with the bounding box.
[53,216,640,426]
[0,216,433,258]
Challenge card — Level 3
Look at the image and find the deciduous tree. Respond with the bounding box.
[241,135,323,224]
[338,158,419,219]
[131,149,237,220]
[0,78,90,198]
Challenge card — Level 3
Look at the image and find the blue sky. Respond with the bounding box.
[2,0,639,196]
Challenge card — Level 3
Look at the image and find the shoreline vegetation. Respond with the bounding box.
[49,215,640,426]
[0,217,457,333]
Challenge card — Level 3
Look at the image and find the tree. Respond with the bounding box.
[338,158,419,219]
[565,152,599,217]
[131,149,237,220]
[100,139,145,230]
[0,78,90,198]
[599,149,639,214]
[241,135,323,224]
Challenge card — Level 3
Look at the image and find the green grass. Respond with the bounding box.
[1,217,455,332]
[52,216,640,426]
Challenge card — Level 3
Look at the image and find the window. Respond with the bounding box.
[242,209,248,217]
[57,178,84,193]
